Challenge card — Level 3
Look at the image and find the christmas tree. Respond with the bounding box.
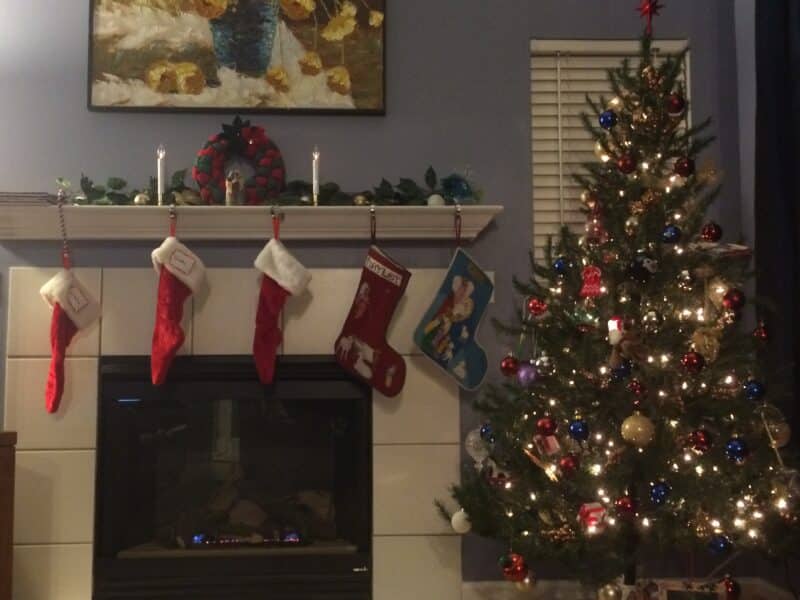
[443,29,800,591]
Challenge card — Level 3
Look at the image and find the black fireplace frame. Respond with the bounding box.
[93,355,373,600]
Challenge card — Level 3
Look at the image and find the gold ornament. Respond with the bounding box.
[598,583,623,599]
[691,327,722,363]
[641,65,663,89]
[624,216,639,237]
[541,523,576,544]
[353,194,370,206]
[594,140,612,163]
[133,192,150,206]
[621,411,655,447]
[707,278,729,309]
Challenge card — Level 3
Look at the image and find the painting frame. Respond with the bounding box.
[86,0,386,115]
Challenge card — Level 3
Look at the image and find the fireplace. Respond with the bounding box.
[93,355,372,600]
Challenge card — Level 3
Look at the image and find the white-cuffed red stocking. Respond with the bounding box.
[151,237,205,385]
[40,270,100,413]
[253,239,311,383]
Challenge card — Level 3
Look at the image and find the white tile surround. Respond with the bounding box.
[4,266,478,600]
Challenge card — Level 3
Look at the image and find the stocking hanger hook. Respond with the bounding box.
[271,205,284,240]
[56,188,72,269]
[370,204,377,245]
[168,203,177,237]
[454,202,462,247]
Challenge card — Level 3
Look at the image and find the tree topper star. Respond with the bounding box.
[638,0,664,36]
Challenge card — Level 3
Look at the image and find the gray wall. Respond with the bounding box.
[0,0,747,581]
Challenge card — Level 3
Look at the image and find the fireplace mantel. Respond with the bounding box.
[0,204,503,241]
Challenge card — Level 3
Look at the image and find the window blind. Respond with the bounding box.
[530,40,690,260]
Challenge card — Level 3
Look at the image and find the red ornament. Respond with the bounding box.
[500,553,529,583]
[638,0,663,36]
[536,416,557,437]
[617,154,638,175]
[681,351,705,374]
[579,265,603,298]
[721,575,741,600]
[666,93,686,117]
[688,429,713,454]
[722,288,746,311]
[753,321,768,341]
[527,297,548,317]
[501,354,520,377]
[674,157,695,177]
[578,502,607,532]
[558,453,580,476]
[614,495,637,518]
[700,221,723,242]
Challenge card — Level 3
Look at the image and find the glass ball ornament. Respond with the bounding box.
[527,296,548,317]
[499,552,529,583]
[500,354,520,377]
[598,583,623,600]
[594,140,612,163]
[464,428,490,463]
[743,379,766,402]
[650,481,671,506]
[721,575,741,600]
[552,256,569,275]
[617,153,638,175]
[680,351,706,374]
[536,416,557,436]
[133,192,151,205]
[722,288,746,311]
[614,495,637,518]
[558,453,580,476]
[568,419,590,441]
[768,421,792,449]
[628,252,658,283]
[701,221,723,242]
[479,422,495,443]
[611,360,633,381]
[516,361,538,388]
[581,189,601,210]
[627,378,646,397]
[674,157,695,177]
[621,412,655,447]
[725,437,749,463]
[661,224,682,244]
[599,110,618,130]
[666,93,686,117]
[624,215,639,237]
[708,534,732,555]
[450,508,472,534]
[688,429,713,453]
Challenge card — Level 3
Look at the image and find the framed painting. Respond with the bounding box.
[88,0,386,114]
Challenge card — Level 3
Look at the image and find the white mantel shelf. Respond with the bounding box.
[0,204,503,241]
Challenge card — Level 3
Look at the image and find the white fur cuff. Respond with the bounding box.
[254,239,311,296]
[40,269,101,330]
[152,236,206,293]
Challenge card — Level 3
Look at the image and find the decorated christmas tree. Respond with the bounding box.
[443,17,800,594]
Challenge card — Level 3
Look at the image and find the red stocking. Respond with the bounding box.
[335,246,411,397]
[40,270,100,414]
[253,239,311,383]
[151,237,205,385]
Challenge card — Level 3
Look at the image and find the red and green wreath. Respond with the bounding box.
[192,116,286,205]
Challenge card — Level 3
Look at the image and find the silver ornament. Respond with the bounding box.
[598,583,623,600]
[133,192,150,205]
[464,429,490,463]
[427,193,446,206]
[450,509,472,534]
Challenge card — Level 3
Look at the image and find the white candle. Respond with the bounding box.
[312,145,320,204]
[157,144,166,206]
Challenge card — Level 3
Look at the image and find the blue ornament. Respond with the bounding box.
[725,437,749,462]
[282,530,301,543]
[480,422,496,444]
[568,419,590,442]
[661,224,682,244]
[192,533,207,545]
[599,110,618,130]
[553,256,569,275]
[743,379,766,402]
[650,481,671,506]
[441,174,474,201]
[708,535,732,555]
[611,360,633,381]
